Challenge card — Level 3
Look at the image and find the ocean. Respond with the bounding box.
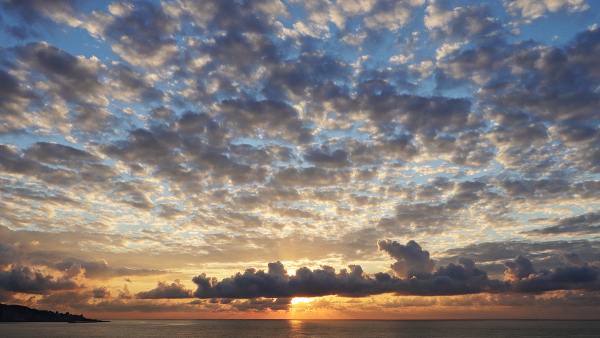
[1,319,599,337]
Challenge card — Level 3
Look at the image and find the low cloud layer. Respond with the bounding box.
[136,280,193,299]
[190,240,599,299]
[0,266,80,294]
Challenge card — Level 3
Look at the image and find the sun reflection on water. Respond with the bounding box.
[288,319,304,337]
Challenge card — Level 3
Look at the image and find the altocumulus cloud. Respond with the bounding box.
[0,0,599,316]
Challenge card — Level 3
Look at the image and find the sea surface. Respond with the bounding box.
[1,319,599,337]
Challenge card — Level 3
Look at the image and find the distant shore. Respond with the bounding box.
[0,303,108,323]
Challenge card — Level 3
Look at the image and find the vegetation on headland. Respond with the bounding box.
[0,303,108,322]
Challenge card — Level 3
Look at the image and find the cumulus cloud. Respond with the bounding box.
[92,286,111,299]
[0,266,80,293]
[136,279,193,299]
[0,242,22,267]
[377,239,436,278]
[504,255,536,281]
[511,260,600,293]
[188,240,600,299]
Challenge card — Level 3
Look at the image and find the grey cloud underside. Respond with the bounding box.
[0,265,80,294]
[425,2,502,40]
[522,212,600,236]
[188,240,599,299]
[136,280,193,299]
[0,234,169,292]
[54,257,167,280]
[192,266,506,299]
[437,26,600,173]
[0,11,597,180]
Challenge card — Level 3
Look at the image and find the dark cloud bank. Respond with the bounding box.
[132,240,599,300]
[0,265,80,294]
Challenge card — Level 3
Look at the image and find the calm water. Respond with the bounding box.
[1,320,599,337]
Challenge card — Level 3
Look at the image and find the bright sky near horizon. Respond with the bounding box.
[1,0,600,319]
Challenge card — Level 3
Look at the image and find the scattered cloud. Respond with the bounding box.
[0,0,599,318]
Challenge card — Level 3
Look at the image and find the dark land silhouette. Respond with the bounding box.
[0,303,108,322]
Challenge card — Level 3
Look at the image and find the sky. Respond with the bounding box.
[0,0,600,320]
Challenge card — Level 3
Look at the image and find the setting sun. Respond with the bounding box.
[291,297,316,305]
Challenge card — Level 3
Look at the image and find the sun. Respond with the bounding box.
[291,297,315,305]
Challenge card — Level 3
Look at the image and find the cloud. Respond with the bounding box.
[0,266,80,293]
[16,42,107,106]
[0,70,38,132]
[1,0,82,26]
[0,0,600,316]
[362,0,421,32]
[24,142,99,168]
[425,1,501,39]
[511,261,600,293]
[303,148,350,168]
[188,240,600,300]
[379,201,464,235]
[173,0,286,33]
[0,144,51,176]
[98,1,180,68]
[0,242,22,267]
[215,99,313,143]
[230,297,291,311]
[522,212,600,236]
[269,166,351,187]
[440,240,600,273]
[136,279,193,299]
[100,128,179,166]
[504,255,536,281]
[55,258,166,280]
[563,253,584,266]
[377,239,436,278]
[92,286,111,299]
[106,65,165,103]
[506,0,589,20]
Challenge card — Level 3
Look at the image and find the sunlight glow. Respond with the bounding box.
[291,297,316,305]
